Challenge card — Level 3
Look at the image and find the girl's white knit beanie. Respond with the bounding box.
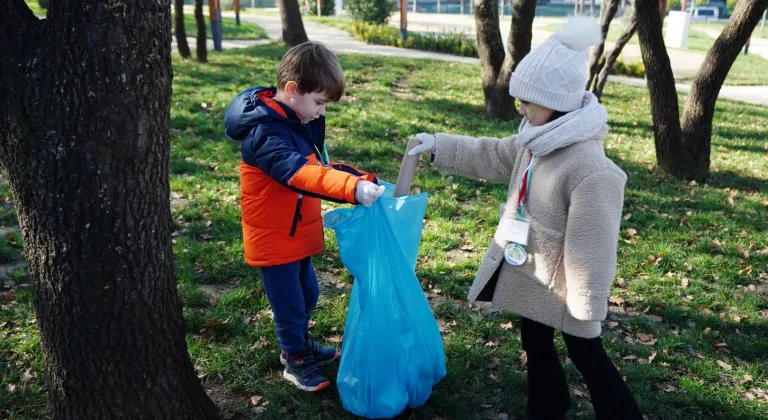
[508,16,602,112]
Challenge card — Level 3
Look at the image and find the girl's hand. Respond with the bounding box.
[407,133,436,156]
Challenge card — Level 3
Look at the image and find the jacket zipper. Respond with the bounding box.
[289,194,303,237]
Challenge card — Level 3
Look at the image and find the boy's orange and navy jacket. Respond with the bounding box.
[224,87,376,268]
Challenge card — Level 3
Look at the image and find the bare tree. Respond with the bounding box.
[593,8,637,99]
[195,0,208,63]
[475,0,536,120]
[636,0,768,180]
[279,0,309,46]
[0,1,220,418]
[175,0,192,59]
[587,0,621,89]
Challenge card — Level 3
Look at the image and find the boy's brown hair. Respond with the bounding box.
[277,42,345,102]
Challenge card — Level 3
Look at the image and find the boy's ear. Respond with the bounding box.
[284,81,298,98]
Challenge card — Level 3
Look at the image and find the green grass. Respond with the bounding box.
[23,0,45,16]
[1,44,767,419]
[173,13,269,41]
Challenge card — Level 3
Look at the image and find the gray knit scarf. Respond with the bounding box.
[516,92,609,156]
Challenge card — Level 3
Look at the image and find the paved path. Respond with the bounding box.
[696,27,768,61]
[230,13,768,106]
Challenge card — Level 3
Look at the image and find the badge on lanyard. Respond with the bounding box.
[503,154,535,265]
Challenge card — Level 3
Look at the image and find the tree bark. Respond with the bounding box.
[495,0,537,117]
[593,5,637,98]
[0,1,220,419]
[279,0,309,46]
[475,0,514,120]
[679,0,768,180]
[587,0,620,90]
[636,0,687,177]
[195,0,208,62]
[175,0,192,59]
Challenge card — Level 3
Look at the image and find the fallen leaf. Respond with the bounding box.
[684,261,693,271]
[608,321,620,329]
[609,296,625,305]
[250,395,263,406]
[623,355,637,361]
[648,351,657,364]
[655,382,679,392]
[21,369,34,383]
[327,335,343,343]
[717,360,733,371]
[499,322,513,330]
[6,384,16,393]
[626,228,638,237]
[250,337,270,350]
[624,213,632,221]
[743,374,753,383]
[489,357,501,370]
[703,327,712,335]
[681,278,690,288]
[484,341,498,348]
[520,351,528,366]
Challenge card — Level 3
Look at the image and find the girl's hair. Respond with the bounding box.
[549,110,567,123]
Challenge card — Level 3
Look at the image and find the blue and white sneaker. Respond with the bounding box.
[282,351,330,392]
[280,339,339,366]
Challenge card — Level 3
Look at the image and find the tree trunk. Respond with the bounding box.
[679,0,768,180]
[175,0,191,59]
[496,0,537,116]
[474,0,514,120]
[278,0,309,46]
[636,0,688,178]
[587,0,620,89]
[0,1,220,419]
[594,5,637,98]
[195,0,208,62]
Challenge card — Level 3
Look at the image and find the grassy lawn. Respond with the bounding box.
[2,44,767,419]
[23,1,267,41]
[173,13,269,41]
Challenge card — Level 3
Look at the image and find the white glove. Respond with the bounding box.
[407,133,436,156]
[355,180,385,207]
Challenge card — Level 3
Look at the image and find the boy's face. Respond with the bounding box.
[280,81,330,123]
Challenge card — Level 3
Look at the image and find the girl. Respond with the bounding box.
[408,17,643,420]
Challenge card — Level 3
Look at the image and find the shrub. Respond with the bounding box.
[351,21,478,58]
[301,0,336,16]
[346,0,394,25]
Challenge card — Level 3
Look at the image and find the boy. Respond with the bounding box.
[224,42,384,392]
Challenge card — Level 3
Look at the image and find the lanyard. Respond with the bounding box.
[518,154,536,218]
[314,143,331,166]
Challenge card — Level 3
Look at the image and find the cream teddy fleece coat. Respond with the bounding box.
[432,93,626,338]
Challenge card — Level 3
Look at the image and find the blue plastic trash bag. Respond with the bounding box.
[324,182,446,419]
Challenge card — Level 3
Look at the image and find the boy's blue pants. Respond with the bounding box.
[259,257,320,355]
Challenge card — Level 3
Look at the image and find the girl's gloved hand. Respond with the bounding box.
[407,133,436,156]
[355,180,385,206]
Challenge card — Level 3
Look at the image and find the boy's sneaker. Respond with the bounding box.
[280,339,339,366]
[282,351,330,392]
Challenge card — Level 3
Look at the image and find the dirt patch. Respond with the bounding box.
[390,71,423,102]
[201,376,252,420]
[199,283,237,299]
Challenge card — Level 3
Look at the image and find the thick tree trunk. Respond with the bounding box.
[495,0,537,117]
[279,0,309,46]
[175,0,191,59]
[195,0,208,62]
[475,0,514,120]
[679,0,768,180]
[587,0,620,90]
[593,6,637,99]
[0,1,220,419]
[636,0,689,178]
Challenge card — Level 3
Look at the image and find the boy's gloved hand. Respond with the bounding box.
[407,133,436,156]
[355,180,385,206]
